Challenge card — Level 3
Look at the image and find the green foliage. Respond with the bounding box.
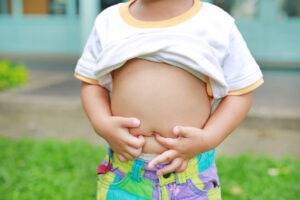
[0,60,28,91]
[0,137,106,200]
[0,137,299,200]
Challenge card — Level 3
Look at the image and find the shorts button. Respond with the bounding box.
[163,173,171,178]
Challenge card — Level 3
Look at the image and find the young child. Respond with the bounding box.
[74,0,264,199]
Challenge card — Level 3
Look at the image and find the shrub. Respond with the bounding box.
[0,60,28,91]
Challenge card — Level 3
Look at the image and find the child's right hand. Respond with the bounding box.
[97,116,145,161]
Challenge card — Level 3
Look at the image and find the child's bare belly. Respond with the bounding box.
[111,58,211,154]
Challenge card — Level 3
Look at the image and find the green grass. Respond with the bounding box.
[217,155,300,200]
[0,137,105,200]
[0,60,28,91]
[0,137,299,200]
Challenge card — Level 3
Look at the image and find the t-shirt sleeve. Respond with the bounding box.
[222,22,264,95]
[74,25,111,87]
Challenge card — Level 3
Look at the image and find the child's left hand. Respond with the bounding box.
[147,126,213,176]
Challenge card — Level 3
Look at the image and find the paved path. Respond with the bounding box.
[0,58,299,157]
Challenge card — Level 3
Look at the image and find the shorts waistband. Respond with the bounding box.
[98,148,216,187]
[138,153,158,161]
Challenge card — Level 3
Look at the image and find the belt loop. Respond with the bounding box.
[161,186,170,200]
[108,148,113,159]
[176,172,187,184]
[107,147,114,166]
[175,156,198,184]
[130,159,144,182]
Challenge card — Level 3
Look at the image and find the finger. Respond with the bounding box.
[175,160,188,173]
[121,152,134,161]
[157,158,182,176]
[173,126,197,137]
[147,150,177,169]
[155,134,178,149]
[118,154,127,162]
[125,135,145,149]
[126,146,143,158]
[116,117,141,128]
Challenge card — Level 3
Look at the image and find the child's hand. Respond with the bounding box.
[98,116,145,161]
[148,149,189,176]
[148,126,212,175]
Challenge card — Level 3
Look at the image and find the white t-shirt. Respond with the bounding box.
[74,0,264,99]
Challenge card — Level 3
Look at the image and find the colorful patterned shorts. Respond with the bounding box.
[96,149,221,200]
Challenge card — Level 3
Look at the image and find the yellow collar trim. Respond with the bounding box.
[119,0,202,28]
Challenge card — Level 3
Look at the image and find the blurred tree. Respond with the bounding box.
[49,0,66,15]
[102,0,122,9]
[212,0,257,19]
[282,0,300,17]
[212,0,235,13]
[0,0,11,14]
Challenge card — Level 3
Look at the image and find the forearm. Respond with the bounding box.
[80,81,112,135]
[203,92,253,148]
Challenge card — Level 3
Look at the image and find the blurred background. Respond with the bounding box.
[0,0,299,199]
[0,0,299,156]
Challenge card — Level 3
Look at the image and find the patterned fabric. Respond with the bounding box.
[96,149,221,200]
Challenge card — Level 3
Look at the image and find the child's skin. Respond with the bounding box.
[129,0,195,21]
[80,80,145,161]
[80,0,253,176]
[147,93,252,175]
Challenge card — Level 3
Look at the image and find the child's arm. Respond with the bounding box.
[148,92,252,175]
[81,82,145,161]
[201,92,253,148]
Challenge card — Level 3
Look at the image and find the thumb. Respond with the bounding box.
[173,126,194,137]
[117,117,141,128]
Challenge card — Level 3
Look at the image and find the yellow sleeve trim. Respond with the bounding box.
[74,73,99,85]
[228,78,264,96]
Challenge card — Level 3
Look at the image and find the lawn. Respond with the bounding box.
[0,137,299,200]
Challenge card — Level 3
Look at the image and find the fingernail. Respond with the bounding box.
[174,126,180,133]
[132,119,140,125]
